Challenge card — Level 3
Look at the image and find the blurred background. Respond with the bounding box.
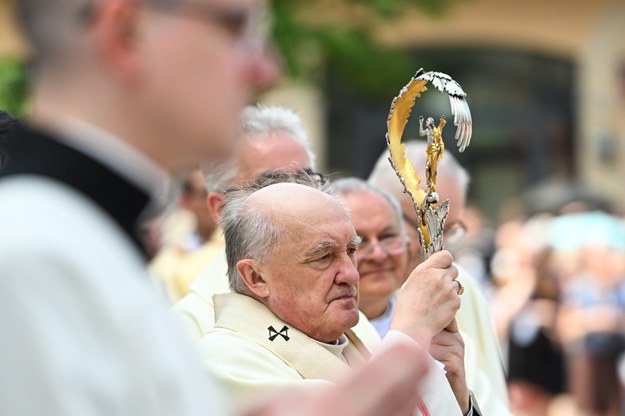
[2,0,625,414]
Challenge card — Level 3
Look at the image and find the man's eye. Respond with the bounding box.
[317,253,332,262]
[347,247,357,256]
[380,234,398,240]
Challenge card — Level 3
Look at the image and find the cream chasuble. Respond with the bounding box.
[200,293,462,415]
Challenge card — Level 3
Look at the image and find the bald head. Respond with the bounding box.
[221,180,344,293]
[249,182,345,228]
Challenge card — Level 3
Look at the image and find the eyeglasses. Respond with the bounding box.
[356,236,408,260]
[166,1,270,54]
[402,214,467,245]
[79,1,271,55]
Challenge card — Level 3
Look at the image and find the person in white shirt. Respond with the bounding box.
[0,1,445,415]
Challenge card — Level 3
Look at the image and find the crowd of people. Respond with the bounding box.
[470,205,625,416]
[0,1,623,416]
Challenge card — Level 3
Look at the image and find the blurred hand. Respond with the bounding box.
[240,340,428,416]
[429,321,470,413]
[391,250,460,344]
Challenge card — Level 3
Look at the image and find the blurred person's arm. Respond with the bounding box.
[490,260,536,341]
[559,303,625,344]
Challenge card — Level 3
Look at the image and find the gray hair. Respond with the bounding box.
[16,0,176,66]
[203,105,316,192]
[221,169,332,293]
[368,140,470,199]
[331,177,405,236]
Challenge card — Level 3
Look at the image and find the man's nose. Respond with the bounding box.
[336,255,360,286]
[368,241,389,262]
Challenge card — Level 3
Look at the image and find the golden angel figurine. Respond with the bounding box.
[386,69,472,259]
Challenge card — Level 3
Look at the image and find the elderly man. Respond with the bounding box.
[173,104,317,335]
[0,1,436,415]
[369,141,510,415]
[201,181,479,415]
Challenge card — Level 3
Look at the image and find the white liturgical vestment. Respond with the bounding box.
[0,122,226,415]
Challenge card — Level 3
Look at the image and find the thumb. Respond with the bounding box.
[423,250,454,269]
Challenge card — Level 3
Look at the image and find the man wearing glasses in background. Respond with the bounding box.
[369,141,512,415]
[0,1,435,415]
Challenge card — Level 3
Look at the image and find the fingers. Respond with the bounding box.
[429,330,465,376]
[431,326,463,347]
[393,250,460,341]
[421,250,455,270]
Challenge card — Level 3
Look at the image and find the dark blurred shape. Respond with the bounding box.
[180,169,217,244]
[561,244,625,415]
[506,247,566,416]
[0,109,18,170]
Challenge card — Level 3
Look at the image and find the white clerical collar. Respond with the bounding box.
[313,334,350,362]
[370,295,397,339]
[45,116,170,201]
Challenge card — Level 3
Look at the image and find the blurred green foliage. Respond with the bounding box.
[0,0,458,113]
[0,58,28,117]
[271,0,458,98]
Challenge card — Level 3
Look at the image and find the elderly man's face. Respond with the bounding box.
[341,192,406,320]
[260,201,361,343]
[140,0,277,167]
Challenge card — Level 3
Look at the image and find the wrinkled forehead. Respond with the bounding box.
[341,191,399,224]
[249,183,351,230]
[237,134,311,181]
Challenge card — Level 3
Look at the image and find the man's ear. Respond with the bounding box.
[91,0,144,85]
[207,192,224,222]
[236,259,269,298]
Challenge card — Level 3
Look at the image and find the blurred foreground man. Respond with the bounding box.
[202,181,478,415]
[0,1,436,415]
[369,141,510,415]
